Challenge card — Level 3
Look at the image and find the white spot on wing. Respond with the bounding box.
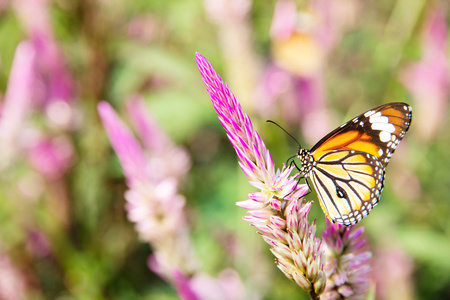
[371,122,396,133]
[370,112,382,118]
[369,116,389,123]
[379,131,391,142]
[364,110,375,117]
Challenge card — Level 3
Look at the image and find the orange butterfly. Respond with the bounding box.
[293,103,412,225]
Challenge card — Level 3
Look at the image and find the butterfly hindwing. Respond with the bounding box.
[309,150,385,225]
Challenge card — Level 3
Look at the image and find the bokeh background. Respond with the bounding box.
[0,0,449,299]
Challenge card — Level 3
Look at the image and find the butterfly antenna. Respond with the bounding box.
[266,120,302,148]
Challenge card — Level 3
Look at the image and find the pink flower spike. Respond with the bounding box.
[322,219,372,299]
[98,101,149,187]
[197,52,326,298]
[196,53,274,183]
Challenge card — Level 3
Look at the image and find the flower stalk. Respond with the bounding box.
[196,52,327,298]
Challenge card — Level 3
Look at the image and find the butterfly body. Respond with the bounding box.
[295,103,412,225]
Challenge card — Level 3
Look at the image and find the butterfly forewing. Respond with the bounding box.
[299,102,412,225]
[310,103,412,167]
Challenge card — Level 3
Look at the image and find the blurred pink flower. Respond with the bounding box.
[126,96,170,152]
[98,102,150,187]
[0,0,8,12]
[190,269,246,300]
[99,99,197,279]
[26,229,52,258]
[126,96,191,181]
[32,33,74,105]
[271,0,358,54]
[256,64,334,145]
[270,0,358,76]
[0,254,27,300]
[293,75,333,144]
[27,136,73,180]
[14,0,76,131]
[260,0,353,144]
[311,0,359,54]
[373,248,414,300]
[0,38,75,181]
[0,8,76,178]
[203,0,261,112]
[31,32,77,131]
[12,0,52,37]
[99,99,246,299]
[203,0,251,24]
[127,14,156,43]
[401,9,449,140]
[0,41,36,169]
[269,0,297,40]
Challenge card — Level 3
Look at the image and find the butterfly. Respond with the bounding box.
[291,102,412,225]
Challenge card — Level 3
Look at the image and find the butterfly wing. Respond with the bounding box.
[310,102,412,167]
[309,150,385,225]
[307,102,412,225]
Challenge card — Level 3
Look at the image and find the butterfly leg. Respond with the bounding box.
[290,159,311,195]
[281,175,312,201]
[282,173,309,200]
[289,175,302,197]
[304,178,313,197]
[286,155,301,172]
